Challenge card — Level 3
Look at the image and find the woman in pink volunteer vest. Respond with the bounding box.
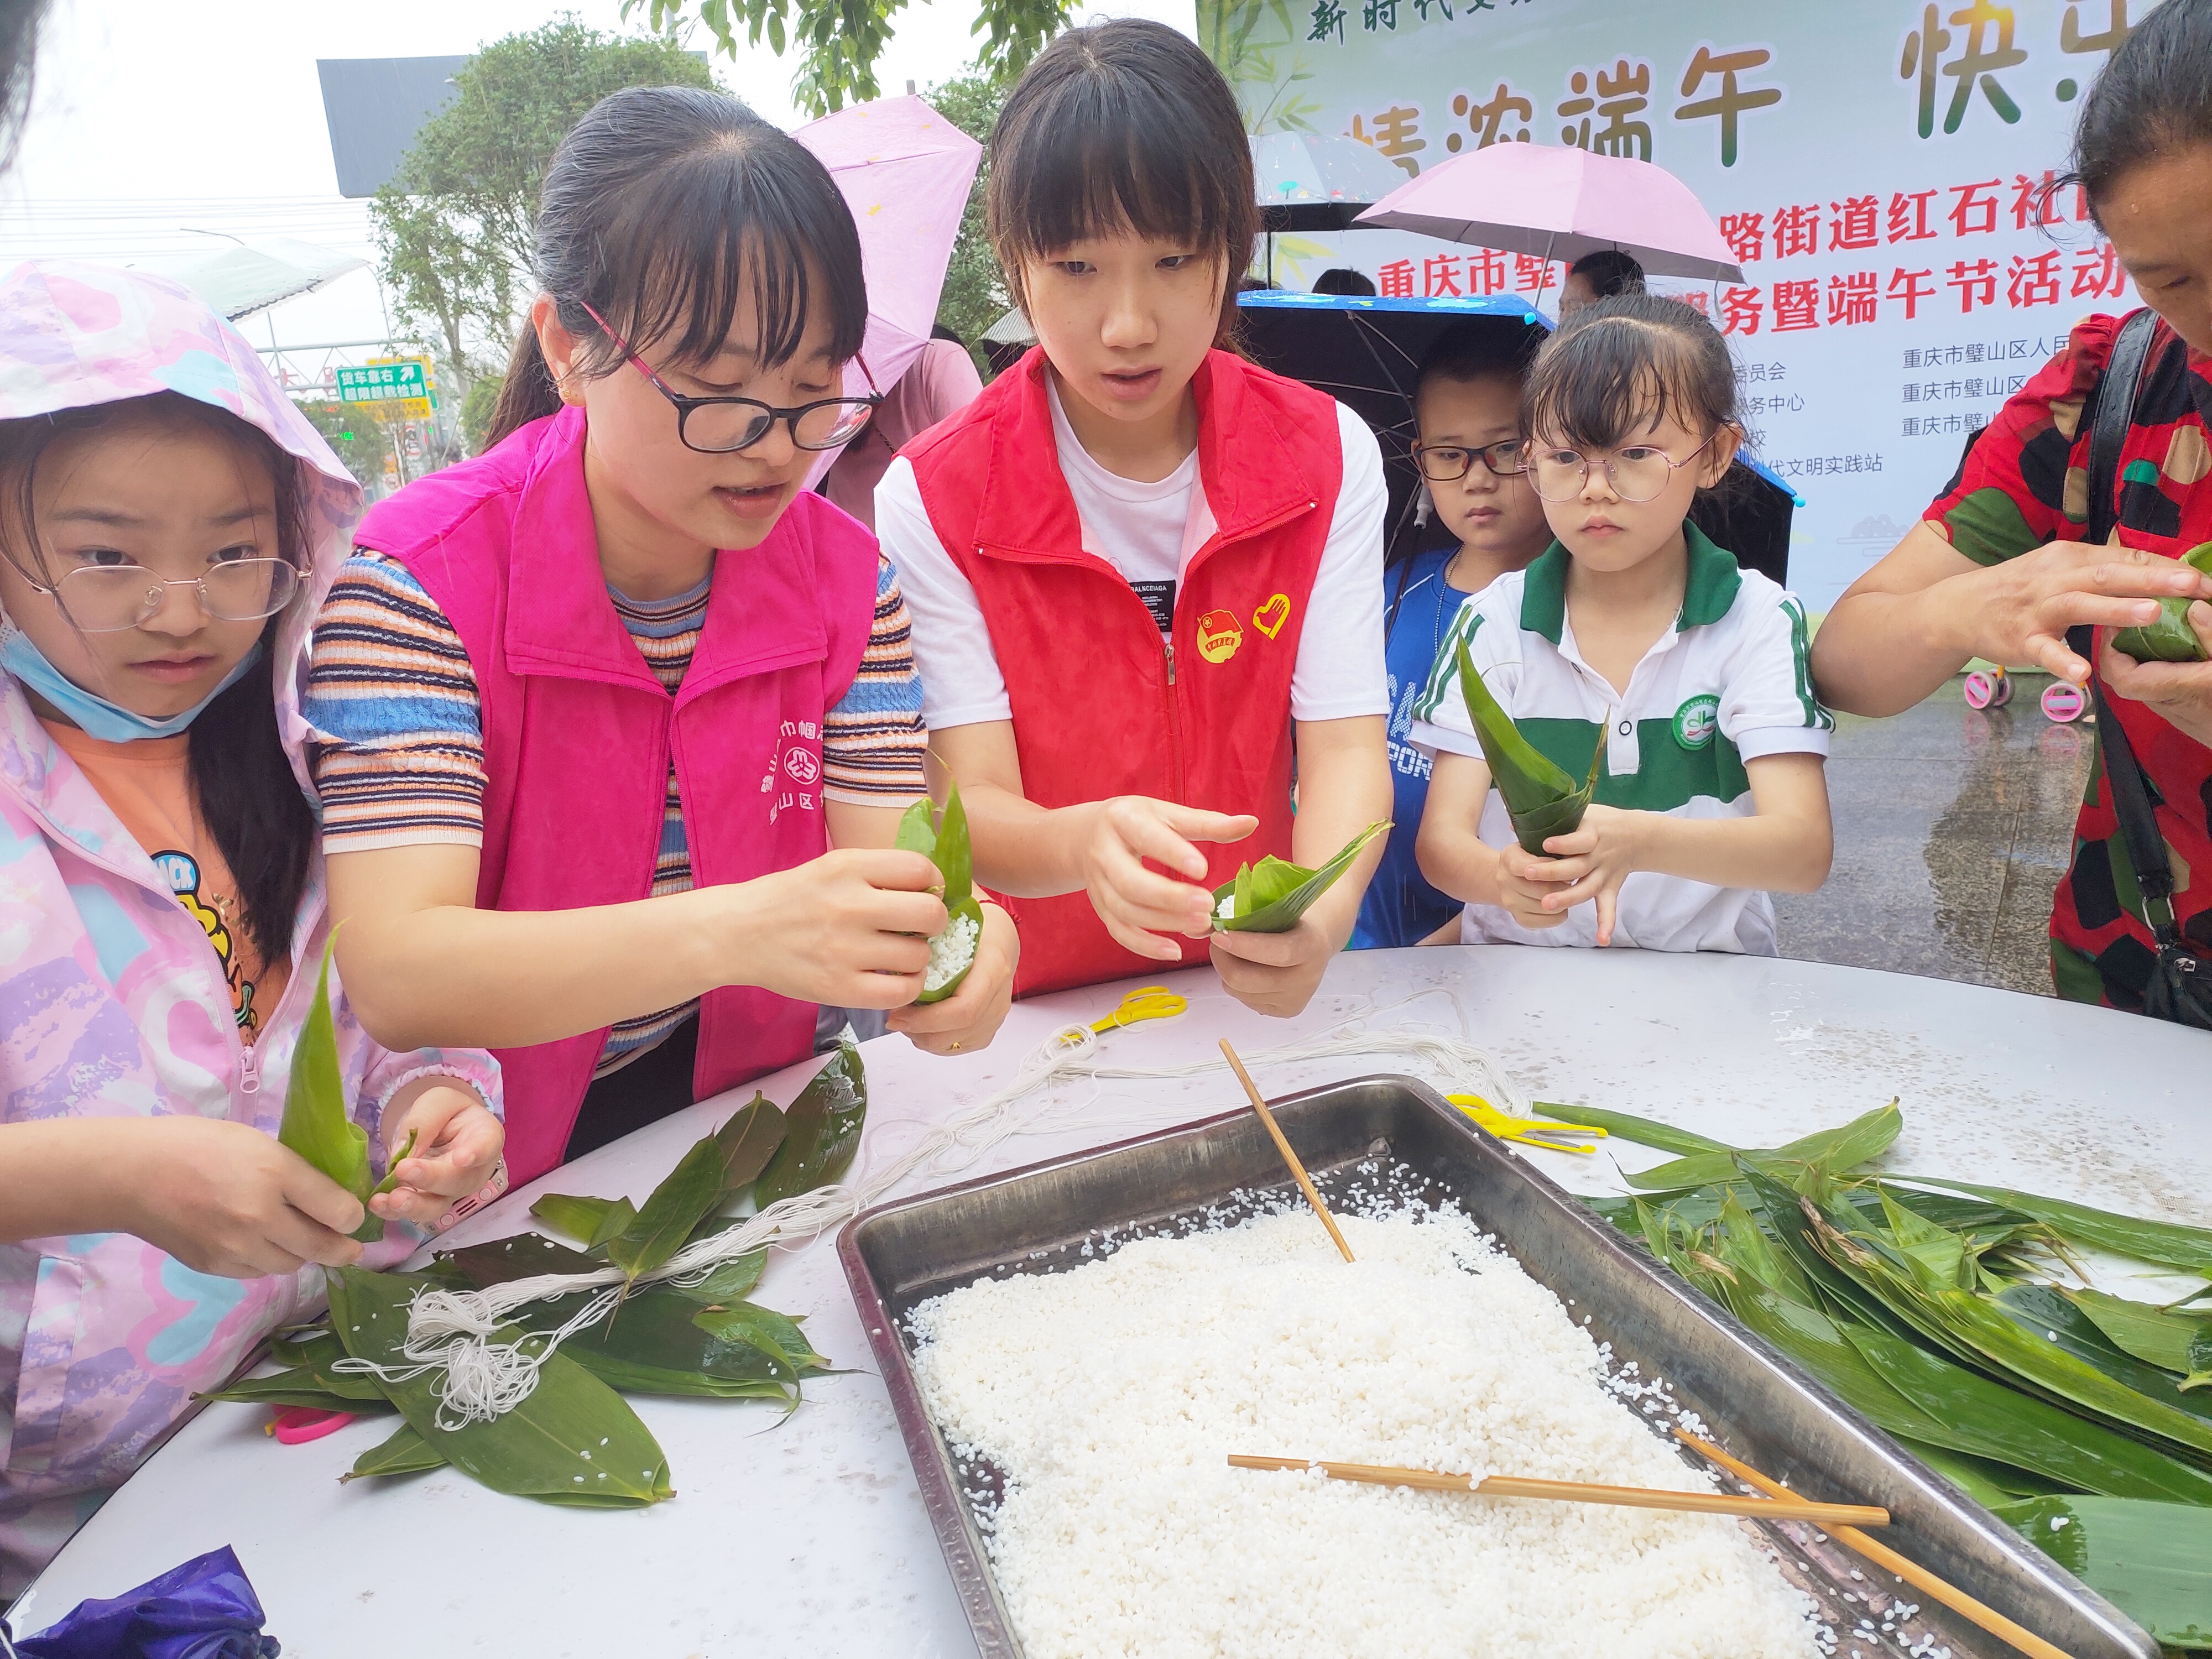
[306,87,1018,1186]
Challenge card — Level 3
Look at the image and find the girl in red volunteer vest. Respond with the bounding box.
[304,87,1018,1186]
[880,20,1393,1015]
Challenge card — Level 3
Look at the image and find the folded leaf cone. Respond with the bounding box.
[2111,540,2212,664]
[277,936,387,1244]
[1211,821,1390,932]
[1453,637,1603,855]
[898,779,984,1004]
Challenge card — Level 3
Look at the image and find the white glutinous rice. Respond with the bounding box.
[909,1203,1820,1659]
[1214,891,1237,920]
[924,912,980,993]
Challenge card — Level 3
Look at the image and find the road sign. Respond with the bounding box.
[336,357,436,419]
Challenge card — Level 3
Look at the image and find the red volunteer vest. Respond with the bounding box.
[358,406,878,1183]
[905,348,1344,997]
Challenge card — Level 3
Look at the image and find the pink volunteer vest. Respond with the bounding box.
[357,406,878,1183]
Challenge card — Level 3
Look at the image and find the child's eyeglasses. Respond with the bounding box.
[576,301,880,455]
[1413,441,1527,482]
[1526,433,1716,503]
[19,558,300,634]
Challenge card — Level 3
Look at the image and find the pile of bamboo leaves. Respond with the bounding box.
[205,1043,870,1508]
[1537,1099,2212,1649]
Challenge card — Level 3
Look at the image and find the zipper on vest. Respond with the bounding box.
[1165,640,1176,685]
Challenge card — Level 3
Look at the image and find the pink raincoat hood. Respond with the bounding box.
[0,259,362,792]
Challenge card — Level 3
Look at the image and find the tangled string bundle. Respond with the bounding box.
[364,988,1530,1428]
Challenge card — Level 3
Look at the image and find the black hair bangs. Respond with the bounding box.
[1522,297,1739,453]
[591,130,867,375]
[988,20,1257,299]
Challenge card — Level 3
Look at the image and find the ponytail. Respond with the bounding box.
[486,319,562,451]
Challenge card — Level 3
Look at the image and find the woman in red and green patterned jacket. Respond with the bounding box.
[1813,0,2212,1015]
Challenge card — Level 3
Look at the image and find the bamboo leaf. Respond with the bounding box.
[2064,1286,2212,1378]
[1844,1323,2212,1504]
[754,1043,867,1208]
[1894,1438,2060,1509]
[710,1093,787,1199]
[1993,1284,2212,1438]
[1890,1177,2212,1278]
[1211,821,1390,931]
[668,1251,769,1304]
[894,796,937,856]
[196,1366,396,1415]
[278,936,380,1243]
[529,1193,625,1249]
[692,1301,830,1372]
[606,1130,729,1288]
[341,1421,448,1483]
[440,1231,604,1289]
[1627,1102,1902,1193]
[1530,1103,1731,1157]
[327,1268,672,1508]
[1994,1496,2212,1646]
[518,1283,820,1391]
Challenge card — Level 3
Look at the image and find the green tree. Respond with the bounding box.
[923,65,1011,366]
[624,0,1061,116]
[368,20,714,413]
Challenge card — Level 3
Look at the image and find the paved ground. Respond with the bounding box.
[1774,675,2094,997]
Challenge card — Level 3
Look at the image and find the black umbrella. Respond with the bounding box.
[1234,291,1802,584]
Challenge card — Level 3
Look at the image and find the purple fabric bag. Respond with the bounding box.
[9,1546,278,1659]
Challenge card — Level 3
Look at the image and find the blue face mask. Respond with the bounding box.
[1,625,265,742]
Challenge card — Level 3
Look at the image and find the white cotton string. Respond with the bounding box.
[390,985,1527,1426]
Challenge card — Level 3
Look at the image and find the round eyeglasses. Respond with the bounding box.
[24,557,300,634]
[578,300,880,456]
[1414,440,1527,482]
[1526,433,1717,503]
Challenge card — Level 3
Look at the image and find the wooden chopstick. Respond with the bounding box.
[1673,1430,2078,1659]
[1228,1453,1890,1528]
[1218,1039,1354,1262]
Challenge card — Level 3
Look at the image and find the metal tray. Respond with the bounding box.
[839,1075,2158,1659]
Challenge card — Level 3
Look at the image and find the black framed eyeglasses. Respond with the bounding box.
[1413,440,1527,482]
[578,301,880,455]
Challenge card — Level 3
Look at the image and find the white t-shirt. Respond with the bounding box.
[1408,529,1833,954]
[875,378,1389,730]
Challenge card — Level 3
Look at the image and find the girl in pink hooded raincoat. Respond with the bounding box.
[0,261,505,1594]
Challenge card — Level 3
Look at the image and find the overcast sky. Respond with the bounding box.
[1,0,1193,356]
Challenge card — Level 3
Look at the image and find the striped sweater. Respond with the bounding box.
[305,548,928,1071]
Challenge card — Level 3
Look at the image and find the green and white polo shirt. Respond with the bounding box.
[1408,526,1833,954]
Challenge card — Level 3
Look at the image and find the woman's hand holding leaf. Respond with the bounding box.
[889,901,1018,1056]
[119,1117,364,1279]
[716,848,947,1008]
[2101,610,2212,748]
[1081,797,1258,961]
[370,1081,505,1229]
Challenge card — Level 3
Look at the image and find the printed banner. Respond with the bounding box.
[1200,0,2148,609]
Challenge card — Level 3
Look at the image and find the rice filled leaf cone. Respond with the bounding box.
[754,1042,867,1208]
[2112,541,2212,664]
[326,1267,672,1507]
[1453,638,1602,855]
[278,936,384,1244]
[900,781,985,1004]
[1210,820,1391,931]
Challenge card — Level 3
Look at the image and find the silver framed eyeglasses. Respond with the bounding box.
[1526,432,1717,503]
[578,300,880,455]
[1413,440,1527,482]
[20,557,300,634]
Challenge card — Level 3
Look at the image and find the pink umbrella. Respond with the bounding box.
[1353,144,1743,284]
[794,94,982,395]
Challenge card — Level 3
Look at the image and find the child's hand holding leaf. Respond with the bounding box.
[1526,804,1650,946]
[370,1079,504,1229]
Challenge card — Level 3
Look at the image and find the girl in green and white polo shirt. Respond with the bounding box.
[1411,295,1834,953]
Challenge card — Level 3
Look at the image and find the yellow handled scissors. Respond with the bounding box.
[1091,986,1188,1034]
[1447,1094,1608,1155]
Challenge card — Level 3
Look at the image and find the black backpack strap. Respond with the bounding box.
[2075,311,2204,992]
